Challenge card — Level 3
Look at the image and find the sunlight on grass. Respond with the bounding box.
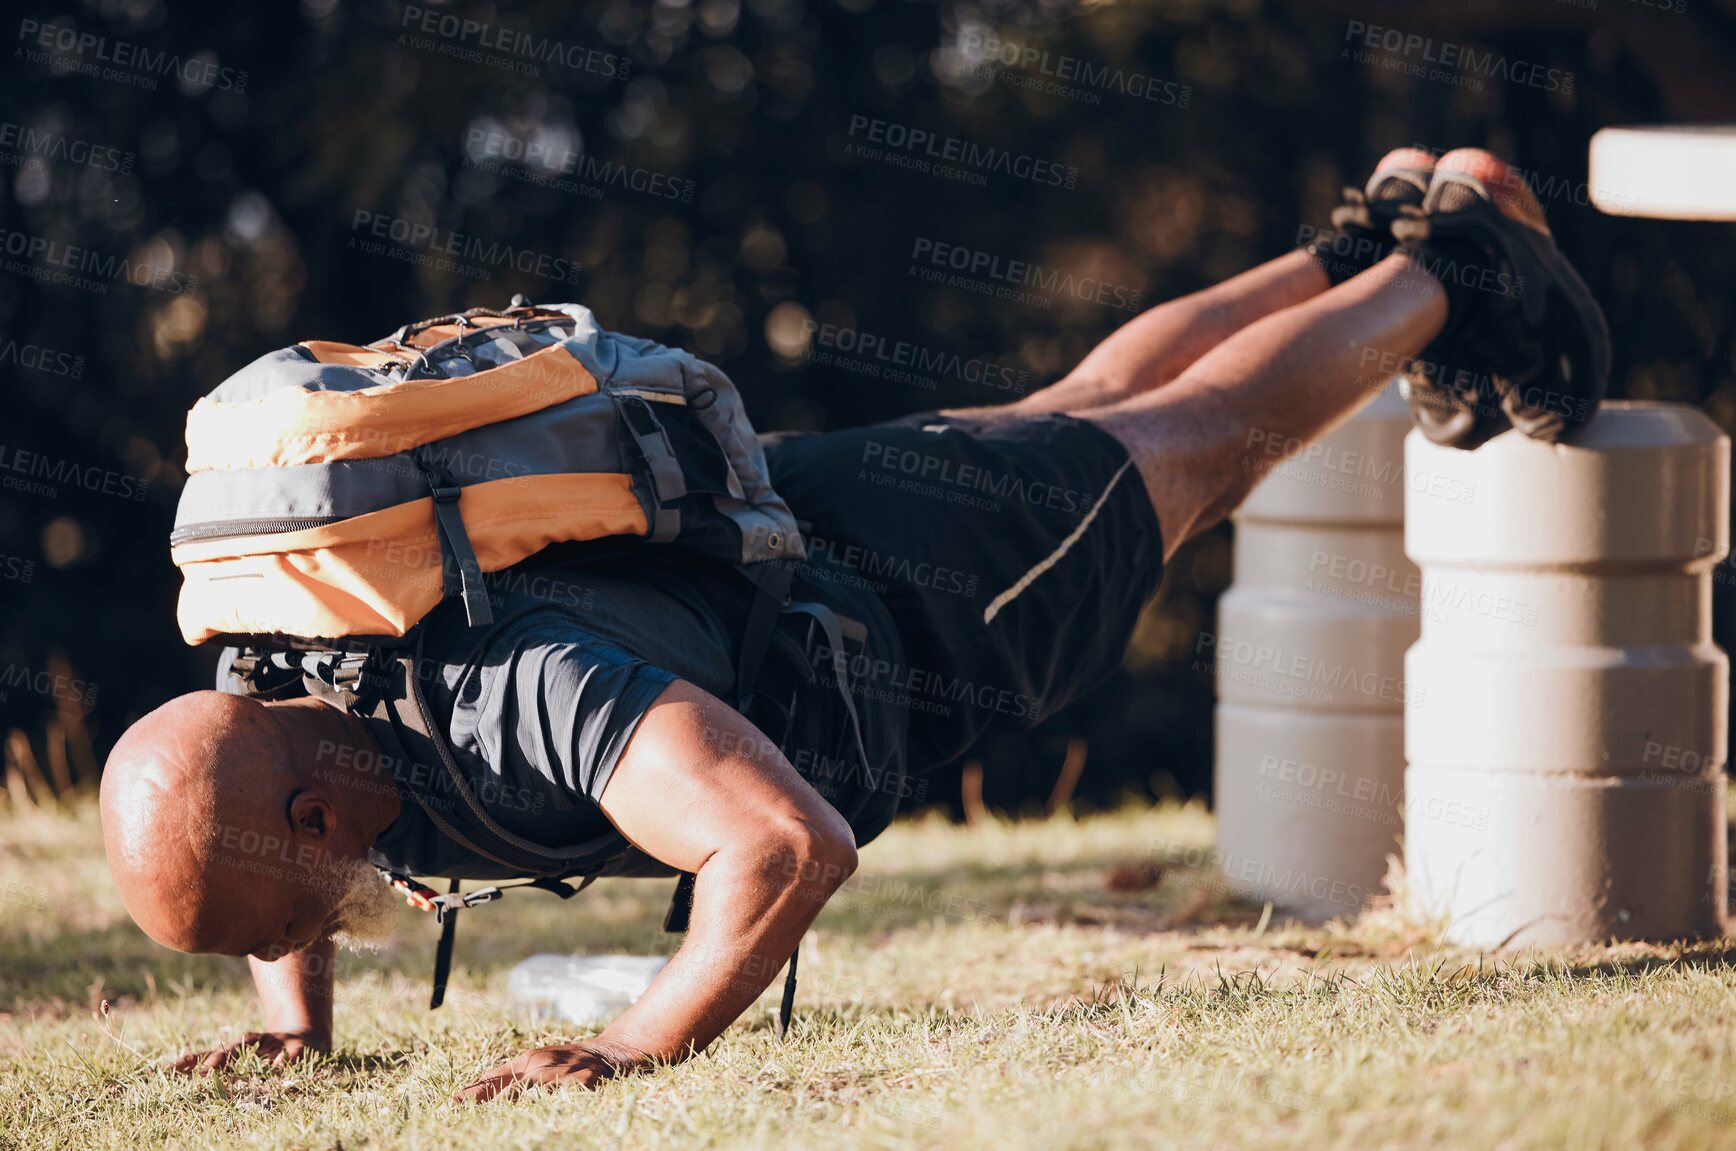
[2,798,1734,1150]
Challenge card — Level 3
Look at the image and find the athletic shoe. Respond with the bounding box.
[1392,148,1611,447]
[1306,147,1437,286]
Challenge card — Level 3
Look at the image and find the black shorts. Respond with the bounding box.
[763,410,1165,770]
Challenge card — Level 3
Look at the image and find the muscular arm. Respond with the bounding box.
[452,679,857,1102]
[170,940,335,1073]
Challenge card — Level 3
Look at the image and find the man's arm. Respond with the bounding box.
[170,939,335,1073]
[451,679,857,1102]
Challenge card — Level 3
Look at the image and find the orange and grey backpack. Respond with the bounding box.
[174,298,876,1028]
[172,297,801,645]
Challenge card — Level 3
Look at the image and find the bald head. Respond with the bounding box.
[100,691,397,959]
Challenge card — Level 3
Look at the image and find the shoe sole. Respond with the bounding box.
[1397,170,1611,444]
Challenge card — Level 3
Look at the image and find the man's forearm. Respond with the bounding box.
[593,840,850,1065]
[249,938,336,1043]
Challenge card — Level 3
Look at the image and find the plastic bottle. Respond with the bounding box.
[506,954,670,1028]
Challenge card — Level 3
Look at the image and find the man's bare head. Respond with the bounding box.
[100,691,400,960]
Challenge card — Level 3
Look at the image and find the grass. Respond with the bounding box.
[3,797,1735,1150]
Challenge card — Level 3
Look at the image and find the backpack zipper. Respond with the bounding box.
[169,515,343,546]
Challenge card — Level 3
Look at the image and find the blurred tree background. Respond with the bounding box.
[3,0,1735,814]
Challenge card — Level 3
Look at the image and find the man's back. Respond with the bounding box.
[234,548,912,883]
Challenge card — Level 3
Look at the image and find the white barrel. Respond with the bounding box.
[1404,402,1730,946]
[1212,385,1418,920]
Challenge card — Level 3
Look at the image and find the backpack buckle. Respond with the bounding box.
[331,649,398,709]
[432,886,503,923]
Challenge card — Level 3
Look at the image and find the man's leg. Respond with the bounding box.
[961,250,1332,420]
[1080,251,1447,560]
[965,146,1439,422]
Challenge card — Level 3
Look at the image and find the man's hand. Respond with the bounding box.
[169,1028,330,1074]
[170,939,337,1076]
[451,1041,643,1103]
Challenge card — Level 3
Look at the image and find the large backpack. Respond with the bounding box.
[171,298,803,645]
[181,299,879,1030]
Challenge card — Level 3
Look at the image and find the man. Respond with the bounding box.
[100,148,1606,1101]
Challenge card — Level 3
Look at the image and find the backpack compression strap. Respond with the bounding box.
[379,868,590,1009]
[412,447,493,629]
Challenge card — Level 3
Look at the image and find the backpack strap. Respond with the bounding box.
[781,600,876,826]
[778,947,800,1039]
[379,868,595,1008]
[431,878,461,1008]
[735,562,794,711]
[615,396,686,542]
[663,871,697,933]
[412,447,493,629]
[755,596,871,1038]
[382,619,626,873]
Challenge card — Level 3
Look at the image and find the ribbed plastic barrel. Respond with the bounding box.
[1212,386,1418,920]
[1404,402,1730,946]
